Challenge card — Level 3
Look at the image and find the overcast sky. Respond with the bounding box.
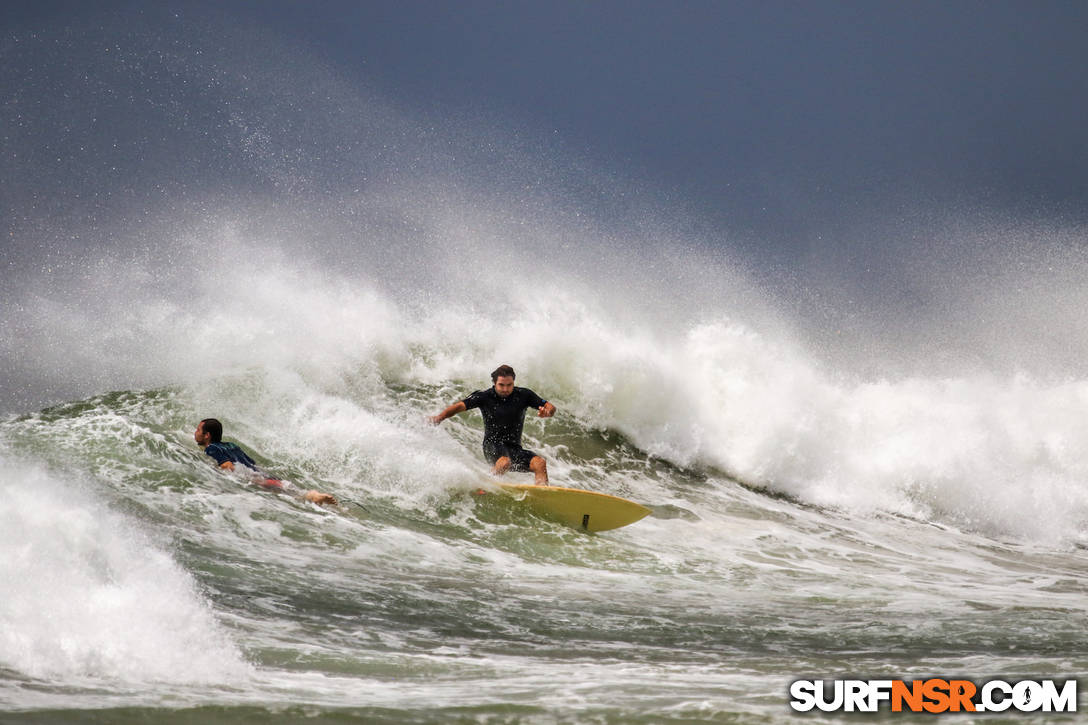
[4,0,1087,262]
[250,1,1088,226]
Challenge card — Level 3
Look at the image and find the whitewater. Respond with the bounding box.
[3,9,1088,723]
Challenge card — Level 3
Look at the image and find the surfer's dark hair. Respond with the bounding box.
[491,364,515,382]
[200,418,224,443]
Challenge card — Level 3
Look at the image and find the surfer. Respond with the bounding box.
[429,365,557,485]
[194,418,338,505]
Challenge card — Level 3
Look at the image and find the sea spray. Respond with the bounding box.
[0,451,251,686]
[6,215,1088,543]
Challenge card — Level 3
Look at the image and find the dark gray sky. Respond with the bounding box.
[4,0,1088,266]
[249,1,1088,225]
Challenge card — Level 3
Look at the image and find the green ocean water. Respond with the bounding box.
[3,379,1087,724]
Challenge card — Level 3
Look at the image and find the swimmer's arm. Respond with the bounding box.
[302,490,338,505]
[429,401,467,425]
[207,458,337,506]
[260,477,338,506]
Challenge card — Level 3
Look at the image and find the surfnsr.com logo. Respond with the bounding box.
[789,679,1077,713]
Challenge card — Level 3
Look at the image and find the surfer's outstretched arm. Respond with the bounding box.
[429,401,466,425]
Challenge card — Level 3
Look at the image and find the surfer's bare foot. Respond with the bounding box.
[530,456,548,485]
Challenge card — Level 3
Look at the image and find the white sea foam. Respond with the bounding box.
[6,215,1088,544]
[0,453,251,685]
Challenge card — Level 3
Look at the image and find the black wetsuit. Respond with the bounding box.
[462,386,548,471]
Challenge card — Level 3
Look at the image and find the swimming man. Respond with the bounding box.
[195,418,337,505]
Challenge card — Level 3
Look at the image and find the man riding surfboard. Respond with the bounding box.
[430,365,556,485]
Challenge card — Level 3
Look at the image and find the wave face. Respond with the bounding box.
[2,373,1088,722]
[6,221,1088,545]
[3,8,1088,723]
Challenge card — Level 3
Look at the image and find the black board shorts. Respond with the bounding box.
[482,442,538,471]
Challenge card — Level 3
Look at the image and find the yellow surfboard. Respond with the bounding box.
[496,483,651,532]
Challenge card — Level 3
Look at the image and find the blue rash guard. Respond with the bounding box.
[462,386,548,471]
[204,441,258,469]
[204,441,285,490]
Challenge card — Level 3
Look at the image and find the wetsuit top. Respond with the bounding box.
[204,441,258,470]
[462,386,547,449]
